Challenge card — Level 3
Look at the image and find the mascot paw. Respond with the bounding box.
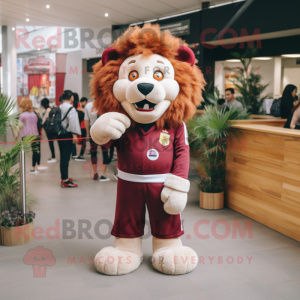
[94,247,142,275]
[152,246,198,275]
[161,187,187,215]
[90,112,131,145]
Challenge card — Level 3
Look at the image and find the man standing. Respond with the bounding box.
[223,88,243,110]
[75,97,88,162]
[84,100,110,182]
[59,90,81,188]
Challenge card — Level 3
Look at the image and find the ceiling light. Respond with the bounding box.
[38,48,40,51]
[130,22,144,26]
[105,13,108,17]
[144,19,157,23]
[253,57,273,60]
[158,9,200,20]
[12,27,15,31]
[46,4,50,9]
[226,59,240,62]
[26,18,30,22]
[282,54,300,58]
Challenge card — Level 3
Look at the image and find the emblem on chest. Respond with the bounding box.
[159,130,170,146]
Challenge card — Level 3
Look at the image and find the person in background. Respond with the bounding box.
[75,97,88,162]
[71,92,81,159]
[280,84,298,119]
[18,98,48,174]
[41,98,56,163]
[218,98,225,108]
[58,90,81,188]
[223,88,243,110]
[284,99,300,129]
[84,99,110,181]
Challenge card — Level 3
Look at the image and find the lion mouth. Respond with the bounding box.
[133,100,157,112]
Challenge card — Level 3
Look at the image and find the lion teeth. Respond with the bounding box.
[143,104,149,110]
[134,104,138,109]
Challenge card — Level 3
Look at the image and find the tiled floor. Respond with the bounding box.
[1,138,300,300]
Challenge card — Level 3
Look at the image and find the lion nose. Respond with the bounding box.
[137,83,154,96]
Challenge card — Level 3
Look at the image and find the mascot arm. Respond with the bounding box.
[161,123,190,215]
[90,112,131,145]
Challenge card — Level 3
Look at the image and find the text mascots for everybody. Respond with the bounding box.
[90,24,205,275]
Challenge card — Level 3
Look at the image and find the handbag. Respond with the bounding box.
[58,107,74,137]
[34,111,43,133]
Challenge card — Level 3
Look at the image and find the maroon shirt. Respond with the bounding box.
[106,123,189,180]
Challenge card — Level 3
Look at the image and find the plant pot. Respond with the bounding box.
[200,191,224,210]
[0,222,34,246]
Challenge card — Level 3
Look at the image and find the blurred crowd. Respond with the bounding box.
[17,90,116,188]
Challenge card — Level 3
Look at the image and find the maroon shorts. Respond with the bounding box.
[111,178,184,239]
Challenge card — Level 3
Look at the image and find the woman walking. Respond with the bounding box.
[18,98,48,174]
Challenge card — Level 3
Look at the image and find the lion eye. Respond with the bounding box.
[153,71,163,81]
[129,71,139,81]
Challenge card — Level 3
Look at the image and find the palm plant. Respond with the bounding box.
[0,94,23,139]
[0,94,37,223]
[230,47,270,114]
[188,105,249,193]
[198,82,220,109]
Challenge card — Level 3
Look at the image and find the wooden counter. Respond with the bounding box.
[226,123,300,242]
[230,119,287,127]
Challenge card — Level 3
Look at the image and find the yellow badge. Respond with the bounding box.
[159,130,170,146]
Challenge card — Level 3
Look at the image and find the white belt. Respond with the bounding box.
[118,169,171,183]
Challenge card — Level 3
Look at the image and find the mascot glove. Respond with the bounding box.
[161,174,190,215]
[90,112,131,145]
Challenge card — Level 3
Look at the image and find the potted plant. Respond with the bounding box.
[188,104,249,209]
[0,93,37,246]
[197,82,221,110]
[0,211,35,246]
[230,47,270,115]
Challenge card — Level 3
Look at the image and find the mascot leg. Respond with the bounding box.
[152,236,198,275]
[94,237,143,275]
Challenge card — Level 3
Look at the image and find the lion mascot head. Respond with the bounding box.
[91,23,205,129]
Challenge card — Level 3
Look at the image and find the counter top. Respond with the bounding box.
[231,123,300,137]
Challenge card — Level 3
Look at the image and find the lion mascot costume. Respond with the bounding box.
[90,24,205,276]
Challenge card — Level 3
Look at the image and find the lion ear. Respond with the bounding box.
[175,46,195,66]
[101,47,119,66]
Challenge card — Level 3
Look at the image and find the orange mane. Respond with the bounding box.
[90,23,206,129]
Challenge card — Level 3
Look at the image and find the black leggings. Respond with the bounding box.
[90,139,110,165]
[58,133,73,180]
[46,132,57,159]
[23,136,40,167]
[79,128,87,157]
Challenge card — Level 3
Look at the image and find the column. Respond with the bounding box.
[273,57,282,99]
[1,25,17,111]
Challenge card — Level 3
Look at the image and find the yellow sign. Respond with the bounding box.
[159,130,170,146]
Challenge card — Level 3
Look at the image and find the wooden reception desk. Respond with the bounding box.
[226,122,300,242]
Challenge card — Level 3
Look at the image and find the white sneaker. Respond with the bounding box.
[47,158,57,163]
[37,165,48,170]
[72,156,78,159]
[30,170,40,174]
[99,176,110,182]
[75,156,87,162]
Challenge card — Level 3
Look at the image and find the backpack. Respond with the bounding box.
[33,111,43,133]
[44,107,73,135]
[270,98,281,117]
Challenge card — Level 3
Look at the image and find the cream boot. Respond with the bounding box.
[94,237,143,275]
[152,236,198,275]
